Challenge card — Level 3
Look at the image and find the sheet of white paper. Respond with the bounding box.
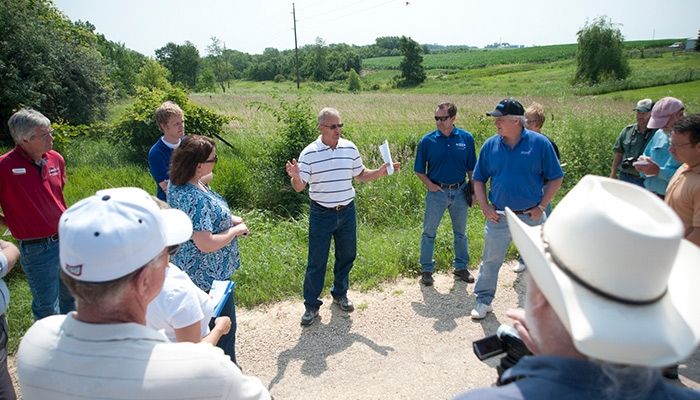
[379,140,394,175]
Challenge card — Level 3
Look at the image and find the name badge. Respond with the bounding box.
[11,168,26,175]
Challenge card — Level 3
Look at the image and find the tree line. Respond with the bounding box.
[1,0,657,138]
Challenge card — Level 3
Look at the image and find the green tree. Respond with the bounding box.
[398,36,426,86]
[574,16,630,84]
[155,41,200,88]
[347,69,361,92]
[695,30,700,52]
[0,0,112,137]
[135,59,172,91]
[305,37,329,82]
[206,37,234,92]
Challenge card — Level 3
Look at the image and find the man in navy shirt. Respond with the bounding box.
[414,102,477,286]
[471,98,563,320]
[148,101,185,201]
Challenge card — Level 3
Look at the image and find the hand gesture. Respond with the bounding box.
[286,158,301,179]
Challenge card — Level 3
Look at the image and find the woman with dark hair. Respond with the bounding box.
[167,135,248,363]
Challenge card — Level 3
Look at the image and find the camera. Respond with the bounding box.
[473,324,532,384]
[621,156,637,170]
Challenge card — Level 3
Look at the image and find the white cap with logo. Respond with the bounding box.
[59,187,192,282]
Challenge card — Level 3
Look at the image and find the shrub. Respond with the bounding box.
[249,95,318,215]
[348,69,361,92]
[114,86,231,163]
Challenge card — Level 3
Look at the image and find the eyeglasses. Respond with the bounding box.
[31,129,53,140]
[202,155,218,164]
[669,142,694,149]
[434,116,451,122]
[321,123,343,130]
[167,244,181,256]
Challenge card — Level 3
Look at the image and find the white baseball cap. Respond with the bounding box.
[506,175,700,367]
[59,187,192,282]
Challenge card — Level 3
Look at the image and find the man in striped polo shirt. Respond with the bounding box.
[286,107,400,326]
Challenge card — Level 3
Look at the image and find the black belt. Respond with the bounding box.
[434,180,464,190]
[498,207,535,215]
[21,234,59,245]
[312,201,351,211]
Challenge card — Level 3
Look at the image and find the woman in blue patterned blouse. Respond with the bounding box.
[167,135,249,363]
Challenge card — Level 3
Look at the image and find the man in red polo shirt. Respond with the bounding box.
[0,108,74,319]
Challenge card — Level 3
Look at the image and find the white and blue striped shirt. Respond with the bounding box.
[298,136,364,207]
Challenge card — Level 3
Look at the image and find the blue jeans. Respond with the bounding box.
[474,213,544,305]
[618,172,645,187]
[419,185,469,272]
[303,201,357,311]
[210,287,236,364]
[19,239,75,320]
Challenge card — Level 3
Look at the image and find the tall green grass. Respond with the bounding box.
[5,51,698,353]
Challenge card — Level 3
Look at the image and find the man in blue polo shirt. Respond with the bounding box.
[470,98,563,319]
[414,102,477,286]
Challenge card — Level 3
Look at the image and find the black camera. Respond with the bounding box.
[621,156,637,170]
[473,325,532,384]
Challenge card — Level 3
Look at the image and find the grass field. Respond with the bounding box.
[4,43,700,353]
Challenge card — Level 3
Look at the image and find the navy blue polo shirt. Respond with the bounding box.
[473,129,563,211]
[413,127,477,184]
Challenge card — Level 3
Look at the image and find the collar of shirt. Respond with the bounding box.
[160,136,181,150]
[61,312,169,343]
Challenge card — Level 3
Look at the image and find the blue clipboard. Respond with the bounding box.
[210,280,235,317]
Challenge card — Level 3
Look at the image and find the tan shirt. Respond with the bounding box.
[665,163,700,236]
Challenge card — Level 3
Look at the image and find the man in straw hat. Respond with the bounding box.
[16,187,270,400]
[455,175,700,399]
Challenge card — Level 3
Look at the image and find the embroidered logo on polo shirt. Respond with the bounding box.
[456,142,466,149]
[48,166,60,176]
[11,168,26,175]
[64,264,83,276]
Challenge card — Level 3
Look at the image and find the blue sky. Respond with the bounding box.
[54,0,698,56]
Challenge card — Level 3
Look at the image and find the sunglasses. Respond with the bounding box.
[202,155,218,164]
[321,123,344,130]
[434,116,451,122]
[167,244,181,256]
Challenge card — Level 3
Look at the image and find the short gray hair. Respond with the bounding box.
[318,107,340,125]
[60,255,162,307]
[8,108,51,144]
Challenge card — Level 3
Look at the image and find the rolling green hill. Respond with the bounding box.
[362,39,681,70]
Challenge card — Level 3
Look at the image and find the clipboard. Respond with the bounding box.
[209,280,235,317]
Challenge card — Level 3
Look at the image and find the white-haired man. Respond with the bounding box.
[0,108,74,319]
[285,107,400,326]
[471,98,563,319]
[16,187,270,400]
[455,175,700,399]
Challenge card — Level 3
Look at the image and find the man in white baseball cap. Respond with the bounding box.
[16,187,270,400]
[455,175,700,399]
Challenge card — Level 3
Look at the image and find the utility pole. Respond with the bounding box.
[293,3,300,89]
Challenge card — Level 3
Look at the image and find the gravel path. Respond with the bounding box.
[9,261,700,399]
[236,261,700,399]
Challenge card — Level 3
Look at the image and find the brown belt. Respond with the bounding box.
[21,233,59,245]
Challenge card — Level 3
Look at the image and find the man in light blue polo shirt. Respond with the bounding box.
[470,98,563,320]
[414,102,477,286]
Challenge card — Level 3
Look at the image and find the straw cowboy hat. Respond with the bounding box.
[506,175,700,367]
